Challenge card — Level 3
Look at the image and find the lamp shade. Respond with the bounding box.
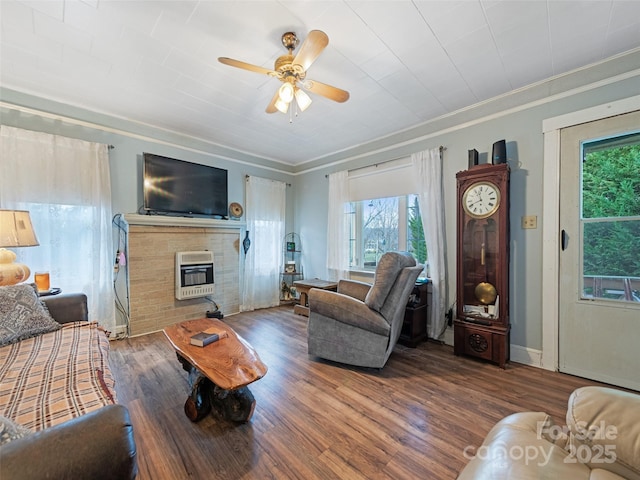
[274,98,290,114]
[278,83,294,103]
[0,210,39,247]
[295,88,312,112]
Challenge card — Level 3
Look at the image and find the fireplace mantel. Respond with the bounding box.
[123,213,245,230]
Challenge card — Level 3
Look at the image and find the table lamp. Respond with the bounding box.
[0,209,39,286]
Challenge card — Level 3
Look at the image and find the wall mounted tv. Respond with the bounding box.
[143,153,228,218]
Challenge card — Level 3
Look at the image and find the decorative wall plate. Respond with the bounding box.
[229,202,243,219]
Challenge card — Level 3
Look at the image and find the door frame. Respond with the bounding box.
[541,94,640,371]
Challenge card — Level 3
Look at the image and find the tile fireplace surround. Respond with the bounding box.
[122,214,243,336]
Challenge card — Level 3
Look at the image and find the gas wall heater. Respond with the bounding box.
[175,251,215,300]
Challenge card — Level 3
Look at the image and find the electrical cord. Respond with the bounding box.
[112,214,131,338]
[205,295,224,319]
[205,295,220,312]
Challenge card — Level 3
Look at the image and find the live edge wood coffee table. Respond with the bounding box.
[163,318,267,423]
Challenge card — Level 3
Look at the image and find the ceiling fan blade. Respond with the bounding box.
[304,79,350,103]
[218,57,277,77]
[292,30,328,72]
[266,89,280,114]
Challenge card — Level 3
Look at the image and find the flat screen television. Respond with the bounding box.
[143,153,228,218]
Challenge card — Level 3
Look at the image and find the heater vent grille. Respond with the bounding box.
[181,252,214,264]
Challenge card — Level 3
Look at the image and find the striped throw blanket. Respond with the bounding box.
[0,322,116,431]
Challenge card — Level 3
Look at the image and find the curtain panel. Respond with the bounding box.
[0,126,116,331]
[241,176,286,311]
[411,147,448,341]
[326,171,350,281]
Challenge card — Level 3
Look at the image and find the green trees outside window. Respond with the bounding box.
[348,195,428,271]
[408,196,427,264]
[582,142,640,277]
[581,137,640,302]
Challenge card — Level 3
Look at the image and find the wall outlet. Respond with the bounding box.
[446,308,453,326]
[521,215,537,229]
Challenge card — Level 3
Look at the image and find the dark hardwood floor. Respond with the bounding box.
[110,306,605,480]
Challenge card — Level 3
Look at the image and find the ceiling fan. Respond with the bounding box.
[218,30,349,116]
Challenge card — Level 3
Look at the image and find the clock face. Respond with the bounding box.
[462,182,501,219]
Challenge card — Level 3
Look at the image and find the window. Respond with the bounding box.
[348,194,427,271]
[0,126,115,329]
[581,132,640,303]
[19,203,101,293]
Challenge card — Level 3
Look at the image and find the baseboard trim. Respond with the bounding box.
[510,344,543,368]
[110,324,128,340]
[442,326,454,346]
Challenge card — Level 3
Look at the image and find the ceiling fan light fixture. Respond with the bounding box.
[274,98,289,114]
[278,82,294,103]
[295,87,312,112]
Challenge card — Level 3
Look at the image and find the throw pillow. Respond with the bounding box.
[0,415,32,446]
[0,283,61,347]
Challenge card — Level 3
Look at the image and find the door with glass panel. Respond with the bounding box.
[559,110,640,390]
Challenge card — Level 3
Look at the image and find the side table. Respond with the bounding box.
[38,287,62,297]
[292,279,338,317]
[399,280,429,347]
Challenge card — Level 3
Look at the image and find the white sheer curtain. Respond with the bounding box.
[326,171,350,281]
[412,147,448,340]
[241,176,286,311]
[0,126,115,330]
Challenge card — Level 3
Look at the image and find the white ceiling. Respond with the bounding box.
[2,1,640,166]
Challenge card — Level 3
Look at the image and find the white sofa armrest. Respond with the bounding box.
[567,386,640,480]
[457,412,592,480]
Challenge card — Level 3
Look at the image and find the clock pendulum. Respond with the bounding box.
[475,222,497,305]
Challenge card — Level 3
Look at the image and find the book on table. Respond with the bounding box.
[190,329,222,347]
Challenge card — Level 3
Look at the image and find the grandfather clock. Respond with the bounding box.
[454,163,510,368]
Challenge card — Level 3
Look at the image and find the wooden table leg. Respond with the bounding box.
[178,354,211,422]
[176,353,256,423]
[184,376,212,422]
[210,385,256,423]
[293,286,311,316]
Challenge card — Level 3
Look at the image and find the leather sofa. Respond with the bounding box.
[457,386,640,479]
[1,404,137,479]
[0,291,138,480]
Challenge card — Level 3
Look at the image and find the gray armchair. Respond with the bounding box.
[307,252,423,368]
